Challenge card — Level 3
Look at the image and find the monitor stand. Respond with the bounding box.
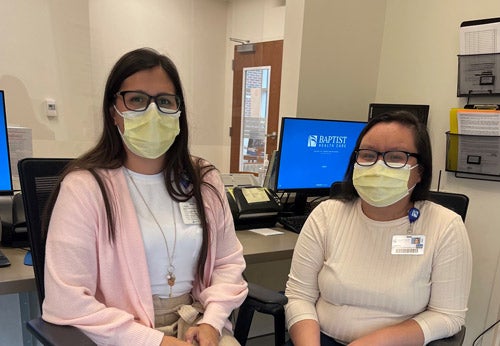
[291,192,309,216]
[290,189,333,216]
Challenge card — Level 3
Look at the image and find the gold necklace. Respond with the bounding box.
[125,169,177,297]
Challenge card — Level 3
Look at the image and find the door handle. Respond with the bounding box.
[265,131,277,139]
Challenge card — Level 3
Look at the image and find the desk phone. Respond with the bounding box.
[226,186,281,229]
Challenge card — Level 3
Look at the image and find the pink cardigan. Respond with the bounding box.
[42,167,248,345]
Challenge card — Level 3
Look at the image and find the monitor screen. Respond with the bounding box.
[0,90,13,195]
[275,117,366,195]
[368,103,430,125]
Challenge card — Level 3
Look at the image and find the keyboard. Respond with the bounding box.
[278,214,308,234]
[0,249,11,267]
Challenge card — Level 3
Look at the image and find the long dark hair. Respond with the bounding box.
[338,111,432,201]
[43,48,217,280]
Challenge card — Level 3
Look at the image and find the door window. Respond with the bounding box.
[240,66,271,172]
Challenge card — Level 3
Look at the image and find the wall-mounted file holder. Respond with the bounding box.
[463,103,500,110]
[446,131,500,181]
[458,53,500,97]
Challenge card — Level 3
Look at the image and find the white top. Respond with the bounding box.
[124,168,202,298]
[285,198,472,344]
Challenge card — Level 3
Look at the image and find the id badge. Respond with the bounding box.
[179,200,201,225]
[391,235,425,255]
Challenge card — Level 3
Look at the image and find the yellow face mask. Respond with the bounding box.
[353,161,418,207]
[114,103,180,159]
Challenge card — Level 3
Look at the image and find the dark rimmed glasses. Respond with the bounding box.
[116,91,181,114]
[355,149,419,169]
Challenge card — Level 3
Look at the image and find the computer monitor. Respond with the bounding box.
[368,103,430,125]
[0,90,13,195]
[275,117,366,214]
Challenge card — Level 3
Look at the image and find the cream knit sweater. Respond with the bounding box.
[285,198,472,344]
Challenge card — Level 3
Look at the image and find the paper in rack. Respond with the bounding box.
[450,108,500,135]
[460,20,500,55]
[448,108,500,175]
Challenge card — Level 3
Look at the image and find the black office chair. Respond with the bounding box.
[17,157,286,346]
[329,182,469,346]
[18,158,93,345]
[427,190,469,222]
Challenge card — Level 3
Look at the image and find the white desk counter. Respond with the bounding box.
[236,228,298,265]
[0,247,35,295]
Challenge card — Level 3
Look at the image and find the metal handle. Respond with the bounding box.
[265,131,277,139]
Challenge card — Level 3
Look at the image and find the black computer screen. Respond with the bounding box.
[0,90,13,195]
[275,117,366,196]
[368,103,429,125]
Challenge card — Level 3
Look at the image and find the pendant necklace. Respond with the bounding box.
[126,169,177,298]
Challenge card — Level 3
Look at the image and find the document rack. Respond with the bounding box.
[457,53,500,97]
[445,131,500,181]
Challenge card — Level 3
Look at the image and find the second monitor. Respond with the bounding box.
[368,103,429,125]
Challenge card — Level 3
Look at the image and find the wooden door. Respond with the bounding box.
[230,40,283,173]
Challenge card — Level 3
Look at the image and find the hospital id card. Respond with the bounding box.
[391,235,425,255]
[180,200,201,225]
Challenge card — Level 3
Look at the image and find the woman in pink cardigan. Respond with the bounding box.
[42,48,248,346]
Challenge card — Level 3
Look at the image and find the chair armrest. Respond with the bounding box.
[26,317,95,346]
[427,326,466,346]
[247,282,288,306]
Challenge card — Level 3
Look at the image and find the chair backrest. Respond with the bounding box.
[329,181,343,198]
[18,158,72,309]
[330,182,469,222]
[428,190,469,222]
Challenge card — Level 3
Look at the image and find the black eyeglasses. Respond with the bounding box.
[116,91,181,114]
[355,149,419,169]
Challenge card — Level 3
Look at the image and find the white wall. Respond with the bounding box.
[0,0,230,171]
[297,0,387,120]
[0,1,93,161]
[283,1,500,345]
[279,0,305,120]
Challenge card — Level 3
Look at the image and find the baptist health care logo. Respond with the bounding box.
[308,134,348,148]
[308,135,318,147]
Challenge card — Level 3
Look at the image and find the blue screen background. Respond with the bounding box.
[276,118,366,191]
[0,91,12,193]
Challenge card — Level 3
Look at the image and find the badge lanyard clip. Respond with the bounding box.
[407,207,420,234]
